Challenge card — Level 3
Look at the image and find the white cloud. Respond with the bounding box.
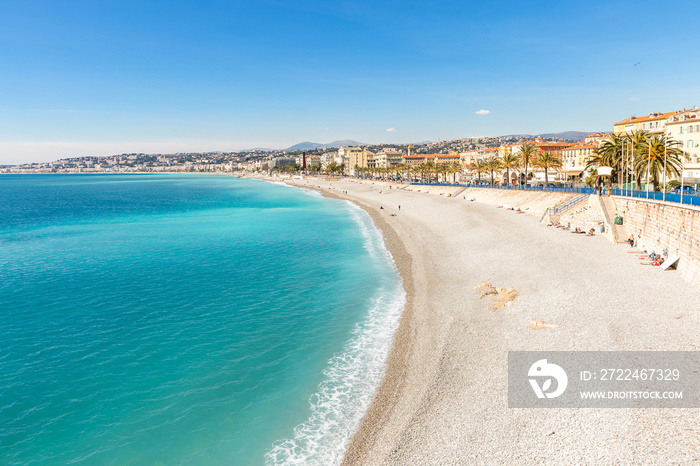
[475,109,490,115]
[386,127,396,132]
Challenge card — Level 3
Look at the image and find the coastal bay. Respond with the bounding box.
[286,177,700,465]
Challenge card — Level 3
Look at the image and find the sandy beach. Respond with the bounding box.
[283,176,700,465]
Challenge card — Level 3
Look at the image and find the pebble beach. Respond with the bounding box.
[286,177,700,465]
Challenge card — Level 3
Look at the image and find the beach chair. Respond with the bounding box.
[660,255,679,271]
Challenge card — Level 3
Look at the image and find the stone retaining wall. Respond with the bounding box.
[613,196,700,284]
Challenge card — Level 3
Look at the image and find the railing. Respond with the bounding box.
[543,194,590,217]
[461,183,596,194]
[409,182,461,186]
[407,181,700,207]
[608,188,700,207]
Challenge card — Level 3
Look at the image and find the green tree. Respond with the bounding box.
[533,152,562,186]
[424,160,436,183]
[450,161,462,183]
[500,152,520,186]
[635,134,684,191]
[485,156,502,184]
[517,143,539,186]
[593,133,627,188]
[629,130,651,189]
[438,164,448,183]
[470,159,488,183]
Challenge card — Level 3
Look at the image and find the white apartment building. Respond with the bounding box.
[665,108,700,180]
[374,148,403,168]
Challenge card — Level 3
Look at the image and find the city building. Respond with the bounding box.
[269,157,296,168]
[666,108,700,180]
[561,142,597,181]
[374,148,403,168]
[340,147,375,175]
[613,111,678,134]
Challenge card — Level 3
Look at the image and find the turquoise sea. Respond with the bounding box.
[0,174,404,465]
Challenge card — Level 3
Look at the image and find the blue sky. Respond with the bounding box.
[1,0,699,164]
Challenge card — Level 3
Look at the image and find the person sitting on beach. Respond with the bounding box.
[627,234,635,247]
[641,257,665,266]
[586,228,595,236]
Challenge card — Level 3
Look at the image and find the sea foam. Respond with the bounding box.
[265,202,405,465]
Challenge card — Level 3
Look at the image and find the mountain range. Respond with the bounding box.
[284,132,595,151]
[502,131,596,141]
[286,140,365,150]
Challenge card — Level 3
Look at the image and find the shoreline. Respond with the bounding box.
[282,181,418,465]
[270,176,700,464]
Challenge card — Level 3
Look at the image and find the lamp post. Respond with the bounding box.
[623,136,628,196]
[681,125,687,205]
[663,137,667,202]
[646,141,651,199]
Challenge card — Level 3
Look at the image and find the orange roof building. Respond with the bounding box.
[402,153,461,166]
[561,142,598,178]
[507,138,571,158]
[613,111,678,134]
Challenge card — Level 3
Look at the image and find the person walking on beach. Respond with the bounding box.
[398,205,401,211]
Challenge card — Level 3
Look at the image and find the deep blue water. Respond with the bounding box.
[0,174,404,465]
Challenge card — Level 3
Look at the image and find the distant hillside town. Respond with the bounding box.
[3,108,699,187]
[1,134,579,174]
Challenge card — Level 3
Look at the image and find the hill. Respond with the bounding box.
[502,131,596,141]
[286,140,365,150]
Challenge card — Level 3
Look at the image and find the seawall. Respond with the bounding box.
[610,196,700,284]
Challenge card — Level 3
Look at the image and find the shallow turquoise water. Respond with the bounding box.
[0,174,404,465]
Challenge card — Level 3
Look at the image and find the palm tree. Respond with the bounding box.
[394,163,406,181]
[635,134,684,191]
[424,160,436,183]
[409,164,420,182]
[485,156,502,185]
[594,133,626,188]
[629,130,651,189]
[469,159,488,183]
[533,152,562,186]
[438,164,448,183]
[500,152,520,186]
[517,143,539,186]
[450,161,462,183]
